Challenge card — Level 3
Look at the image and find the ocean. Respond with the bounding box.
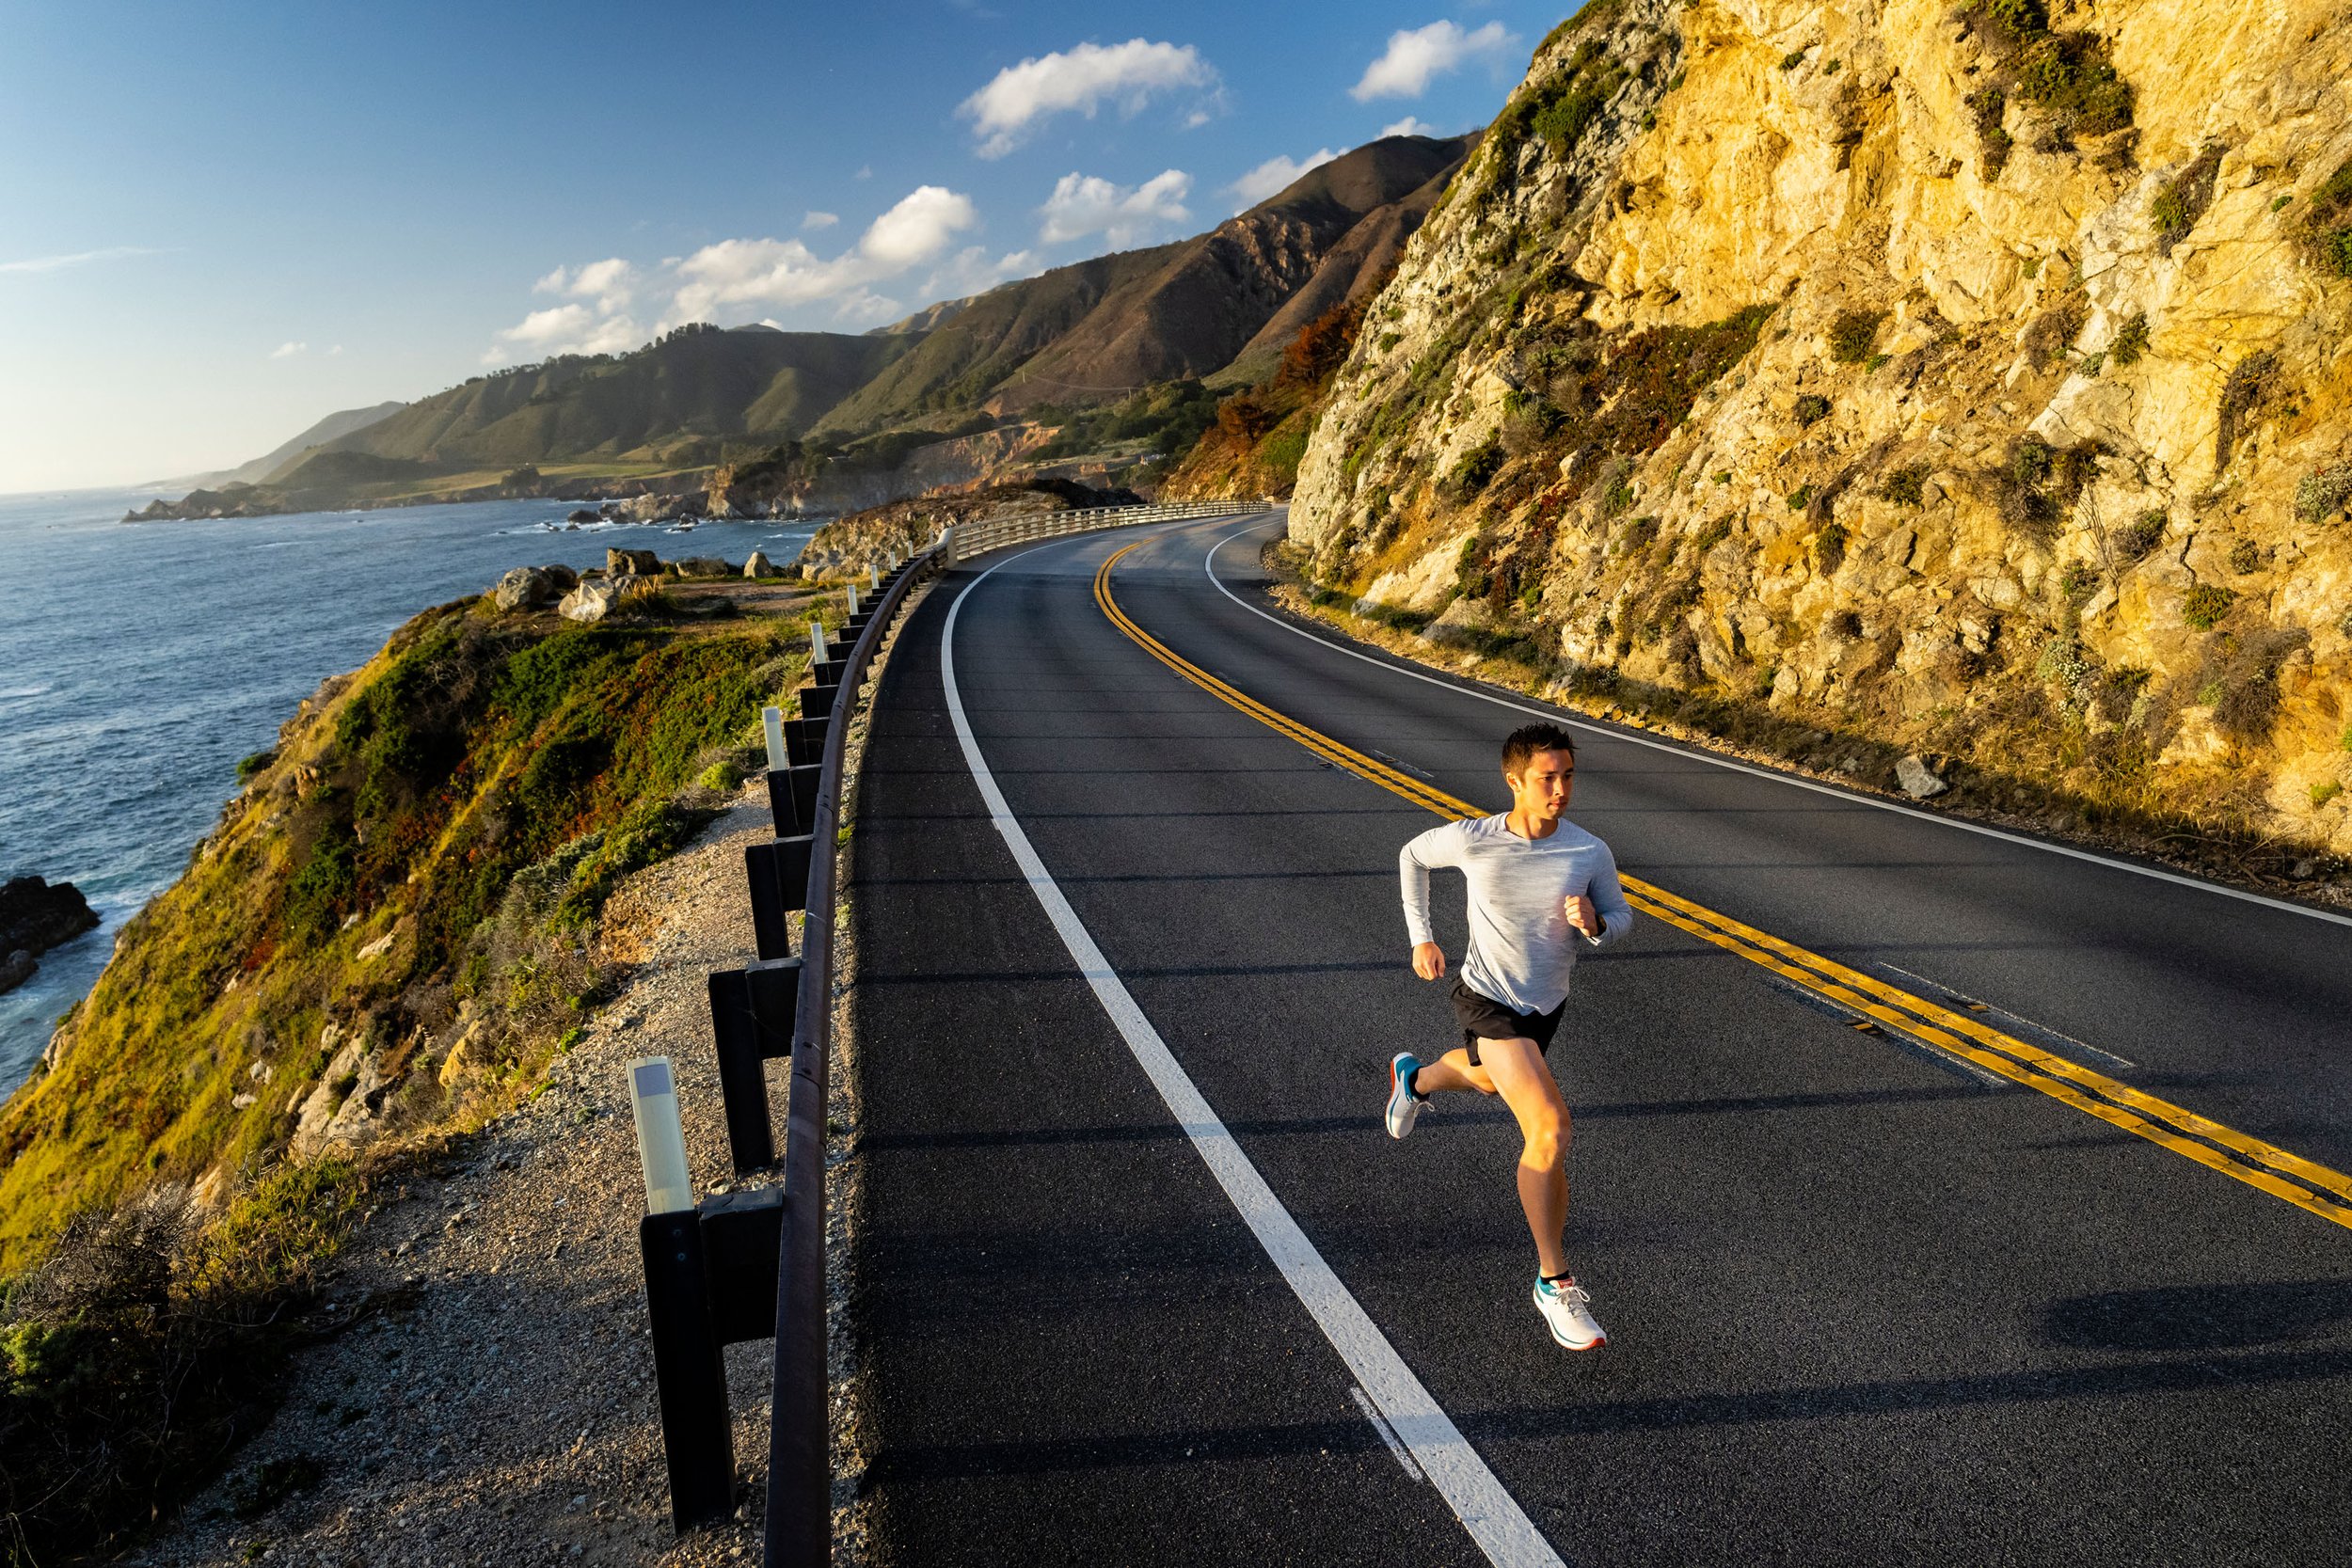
[0,488,820,1098]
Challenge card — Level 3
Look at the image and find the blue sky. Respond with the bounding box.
[0,0,1567,491]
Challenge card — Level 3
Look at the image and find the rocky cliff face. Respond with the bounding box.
[1293,0,2352,858]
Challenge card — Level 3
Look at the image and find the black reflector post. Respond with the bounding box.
[628,1057,734,1532]
[744,836,812,960]
[782,715,828,768]
[700,1186,786,1345]
[765,765,821,837]
[706,957,801,1174]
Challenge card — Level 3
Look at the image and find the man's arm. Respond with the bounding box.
[1581,842,1634,946]
[1400,823,1464,975]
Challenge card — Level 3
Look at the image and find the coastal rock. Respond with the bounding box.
[0,876,99,966]
[1897,755,1950,800]
[620,493,693,524]
[606,547,660,577]
[672,556,732,578]
[491,567,559,611]
[566,508,600,523]
[743,550,773,578]
[558,574,658,624]
[0,950,34,995]
[290,1034,365,1162]
[542,562,579,590]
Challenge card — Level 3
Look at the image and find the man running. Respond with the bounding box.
[1384,721,1632,1351]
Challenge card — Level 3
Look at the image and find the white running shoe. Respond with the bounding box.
[1385,1053,1424,1139]
[1534,1276,1606,1351]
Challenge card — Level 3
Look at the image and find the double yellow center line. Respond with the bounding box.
[1094,540,2352,1232]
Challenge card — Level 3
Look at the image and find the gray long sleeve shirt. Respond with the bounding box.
[1399,814,1633,1016]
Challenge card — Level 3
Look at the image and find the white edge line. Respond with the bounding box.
[1349,1385,1428,1482]
[942,540,1566,1568]
[1200,517,2352,930]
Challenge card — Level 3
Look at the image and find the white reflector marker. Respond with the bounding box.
[628,1056,694,1214]
[762,705,786,771]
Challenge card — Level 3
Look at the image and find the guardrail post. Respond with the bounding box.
[745,835,813,959]
[766,765,822,837]
[783,715,828,768]
[706,958,801,1172]
[629,1057,735,1532]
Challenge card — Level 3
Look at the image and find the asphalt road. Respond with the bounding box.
[847,513,2352,1567]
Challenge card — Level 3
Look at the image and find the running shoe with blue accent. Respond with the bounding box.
[1385,1052,1425,1139]
[1534,1276,1606,1351]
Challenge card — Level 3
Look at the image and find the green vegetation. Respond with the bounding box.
[1963,0,2134,144]
[2,1161,362,1560]
[1788,485,1813,511]
[2113,510,2167,561]
[1780,49,1807,71]
[1447,436,1507,498]
[0,586,808,1271]
[2306,157,2352,277]
[2107,312,2151,367]
[2296,464,2352,523]
[2228,539,2265,575]
[1488,32,1627,185]
[1967,88,2013,180]
[234,749,276,785]
[2183,583,2236,629]
[2153,145,2226,253]
[2214,351,2280,470]
[1881,465,1928,507]
[1794,393,1832,427]
[1031,380,1219,470]
[1827,310,1883,364]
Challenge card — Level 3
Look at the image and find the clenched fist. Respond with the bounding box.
[1411,942,1446,980]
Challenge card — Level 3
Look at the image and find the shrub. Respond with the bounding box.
[1815,520,1850,574]
[2112,511,2165,561]
[2108,312,2151,367]
[2296,465,2352,523]
[1446,435,1506,498]
[2023,300,2086,369]
[2153,145,2227,254]
[1787,484,1813,510]
[234,750,276,784]
[1827,310,1884,364]
[1827,609,1864,640]
[2314,781,2344,808]
[2183,583,2235,629]
[2214,351,2280,470]
[1780,49,1807,71]
[2012,437,2054,488]
[1794,393,1832,426]
[696,759,743,793]
[1881,465,1928,506]
[2227,539,2264,575]
[2304,156,2352,277]
[1967,88,2013,179]
[2059,562,2099,600]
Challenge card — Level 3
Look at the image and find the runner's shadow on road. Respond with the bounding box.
[2044,1279,2352,1352]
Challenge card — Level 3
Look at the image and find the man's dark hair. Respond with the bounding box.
[1501,722,1578,776]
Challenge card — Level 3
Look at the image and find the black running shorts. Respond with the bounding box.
[1449,976,1565,1064]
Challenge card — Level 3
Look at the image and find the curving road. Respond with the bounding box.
[845,512,2352,1567]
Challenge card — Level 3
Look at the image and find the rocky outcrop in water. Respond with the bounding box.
[0,876,99,996]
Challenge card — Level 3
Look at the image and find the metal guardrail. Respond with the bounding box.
[941,498,1259,563]
[621,499,1263,1556]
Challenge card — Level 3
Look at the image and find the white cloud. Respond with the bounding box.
[1351,20,1514,101]
[1225,150,1337,211]
[922,245,1042,298]
[483,303,644,364]
[802,211,839,230]
[1379,115,1441,138]
[269,341,307,359]
[0,245,166,275]
[1038,169,1192,246]
[327,344,343,356]
[532,257,636,312]
[854,165,873,180]
[668,185,980,322]
[961,38,1217,157]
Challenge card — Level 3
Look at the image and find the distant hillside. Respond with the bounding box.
[139,134,1475,520]
[151,401,406,489]
[304,324,914,473]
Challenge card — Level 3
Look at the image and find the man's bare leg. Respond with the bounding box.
[1408,1046,1496,1097]
[1470,1035,1572,1279]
